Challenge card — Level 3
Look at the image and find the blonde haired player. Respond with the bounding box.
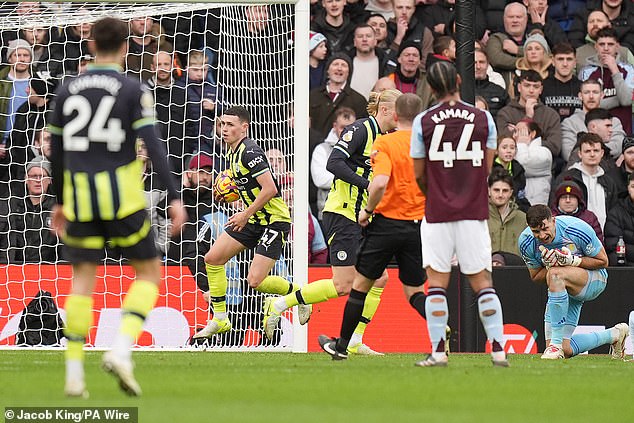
[264,89,403,355]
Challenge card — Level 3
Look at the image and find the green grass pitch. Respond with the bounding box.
[1,351,633,423]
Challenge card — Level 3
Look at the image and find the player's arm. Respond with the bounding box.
[564,246,608,269]
[134,89,187,236]
[410,112,427,194]
[528,266,548,284]
[359,174,389,227]
[227,170,278,232]
[326,125,370,189]
[555,221,609,268]
[484,110,497,173]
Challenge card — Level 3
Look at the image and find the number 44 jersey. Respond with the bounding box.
[410,100,497,223]
[48,65,167,222]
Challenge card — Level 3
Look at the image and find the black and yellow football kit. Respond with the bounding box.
[48,64,178,262]
[322,116,381,266]
[225,137,290,260]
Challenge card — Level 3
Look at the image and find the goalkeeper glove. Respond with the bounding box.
[555,246,582,267]
[539,245,558,268]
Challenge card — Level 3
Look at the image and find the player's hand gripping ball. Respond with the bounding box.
[214,170,240,203]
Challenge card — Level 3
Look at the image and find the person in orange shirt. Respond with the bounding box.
[319,93,428,360]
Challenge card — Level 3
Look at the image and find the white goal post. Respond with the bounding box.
[0,0,310,352]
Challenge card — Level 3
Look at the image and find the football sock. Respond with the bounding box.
[206,264,227,317]
[569,329,613,357]
[64,295,93,363]
[477,288,505,357]
[114,280,159,359]
[255,275,294,295]
[547,290,568,346]
[276,278,338,313]
[408,291,426,319]
[425,287,448,359]
[336,289,367,353]
[352,286,383,338]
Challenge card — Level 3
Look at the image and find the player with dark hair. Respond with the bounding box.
[518,204,628,360]
[410,61,509,367]
[318,93,428,360]
[48,17,187,397]
[194,106,311,339]
[263,89,403,355]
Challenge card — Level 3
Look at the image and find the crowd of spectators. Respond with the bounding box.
[1,1,634,269]
[306,0,634,267]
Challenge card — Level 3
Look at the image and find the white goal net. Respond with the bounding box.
[0,1,309,351]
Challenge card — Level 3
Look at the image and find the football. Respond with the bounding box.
[214,170,240,203]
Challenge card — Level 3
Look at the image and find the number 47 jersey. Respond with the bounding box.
[410,100,497,223]
[48,65,167,222]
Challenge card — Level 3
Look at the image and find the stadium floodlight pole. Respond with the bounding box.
[455,0,475,105]
[292,0,310,354]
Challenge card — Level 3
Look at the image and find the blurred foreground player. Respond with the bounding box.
[48,17,186,397]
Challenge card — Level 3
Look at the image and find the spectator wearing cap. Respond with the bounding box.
[608,135,634,197]
[509,31,552,98]
[0,39,32,201]
[0,39,32,143]
[309,52,368,137]
[167,151,216,270]
[382,40,423,95]
[604,172,634,265]
[6,73,57,198]
[550,179,603,241]
[6,156,60,263]
[309,31,328,91]
[385,0,434,72]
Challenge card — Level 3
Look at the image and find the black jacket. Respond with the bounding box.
[146,78,186,176]
[604,197,634,265]
[475,77,509,119]
[568,0,634,50]
[7,194,59,263]
[607,162,631,199]
[7,101,47,197]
